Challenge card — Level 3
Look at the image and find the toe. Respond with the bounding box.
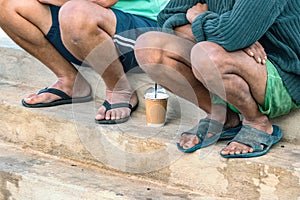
[182,141,193,149]
[221,149,230,155]
[25,93,38,101]
[95,106,106,120]
[242,149,249,154]
[24,94,40,104]
[179,134,199,149]
[106,110,115,120]
[178,134,188,146]
[221,142,236,155]
[115,110,124,120]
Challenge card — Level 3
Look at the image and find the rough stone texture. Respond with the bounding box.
[0,142,212,200]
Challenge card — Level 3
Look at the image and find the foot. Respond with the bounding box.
[178,108,241,150]
[23,73,91,105]
[95,89,138,121]
[220,116,273,156]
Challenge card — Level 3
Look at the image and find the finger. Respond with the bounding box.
[250,43,263,64]
[244,48,254,57]
[256,44,266,58]
[254,42,267,64]
[256,57,262,64]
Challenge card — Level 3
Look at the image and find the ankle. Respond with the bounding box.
[105,89,138,105]
[224,109,241,128]
[242,115,273,134]
[54,74,91,97]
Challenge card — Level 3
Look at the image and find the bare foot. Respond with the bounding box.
[178,135,200,149]
[95,89,138,121]
[178,108,241,150]
[220,117,273,156]
[23,73,91,105]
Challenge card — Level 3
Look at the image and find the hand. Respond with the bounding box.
[174,24,196,42]
[88,0,118,8]
[38,0,69,6]
[243,41,267,65]
[186,3,208,24]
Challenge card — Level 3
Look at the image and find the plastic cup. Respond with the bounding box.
[144,92,169,127]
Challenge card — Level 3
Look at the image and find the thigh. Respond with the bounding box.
[2,0,52,34]
[136,31,196,67]
[227,48,268,105]
[46,5,83,65]
[61,0,117,36]
[193,42,268,105]
[112,11,196,72]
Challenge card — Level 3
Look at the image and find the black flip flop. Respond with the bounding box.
[95,100,139,124]
[22,87,93,108]
[220,125,283,158]
[177,118,242,153]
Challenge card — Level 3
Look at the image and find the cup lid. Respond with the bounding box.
[144,85,169,99]
[144,92,169,99]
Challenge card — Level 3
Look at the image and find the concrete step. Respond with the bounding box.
[0,141,211,200]
[1,41,300,199]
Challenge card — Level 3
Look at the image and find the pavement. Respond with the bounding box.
[0,30,300,200]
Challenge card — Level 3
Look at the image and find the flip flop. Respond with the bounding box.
[220,125,283,158]
[95,100,139,124]
[22,87,93,108]
[177,118,243,153]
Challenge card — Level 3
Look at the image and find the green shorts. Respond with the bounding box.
[213,60,299,118]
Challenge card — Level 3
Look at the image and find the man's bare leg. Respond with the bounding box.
[191,41,273,155]
[59,0,138,121]
[0,0,91,105]
[135,31,241,131]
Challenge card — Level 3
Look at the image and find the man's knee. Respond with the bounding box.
[136,32,167,50]
[192,41,227,66]
[191,41,230,81]
[59,1,89,33]
[0,0,6,6]
[135,32,170,72]
[0,0,38,11]
[0,0,19,14]
[0,0,30,24]
[59,1,113,43]
[0,0,14,8]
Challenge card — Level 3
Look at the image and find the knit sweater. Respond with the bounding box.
[157,0,300,104]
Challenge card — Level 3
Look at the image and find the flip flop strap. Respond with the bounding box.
[37,88,71,100]
[229,125,274,151]
[197,118,224,138]
[183,118,224,140]
[102,100,133,111]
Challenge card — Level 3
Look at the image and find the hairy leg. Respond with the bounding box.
[0,0,91,104]
[60,0,138,121]
[191,41,272,155]
[135,31,210,110]
[135,31,241,131]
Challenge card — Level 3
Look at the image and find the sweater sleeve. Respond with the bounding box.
[191,0,287,51]
[157,0,205,29]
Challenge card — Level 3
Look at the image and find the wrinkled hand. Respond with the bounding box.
[174,24,196,42]
[186,3,208,24]
[38,0,69,6]
[88,0,117,8]
[243,41,267,65]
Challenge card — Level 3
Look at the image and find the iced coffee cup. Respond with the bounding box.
[144,86,169,127]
